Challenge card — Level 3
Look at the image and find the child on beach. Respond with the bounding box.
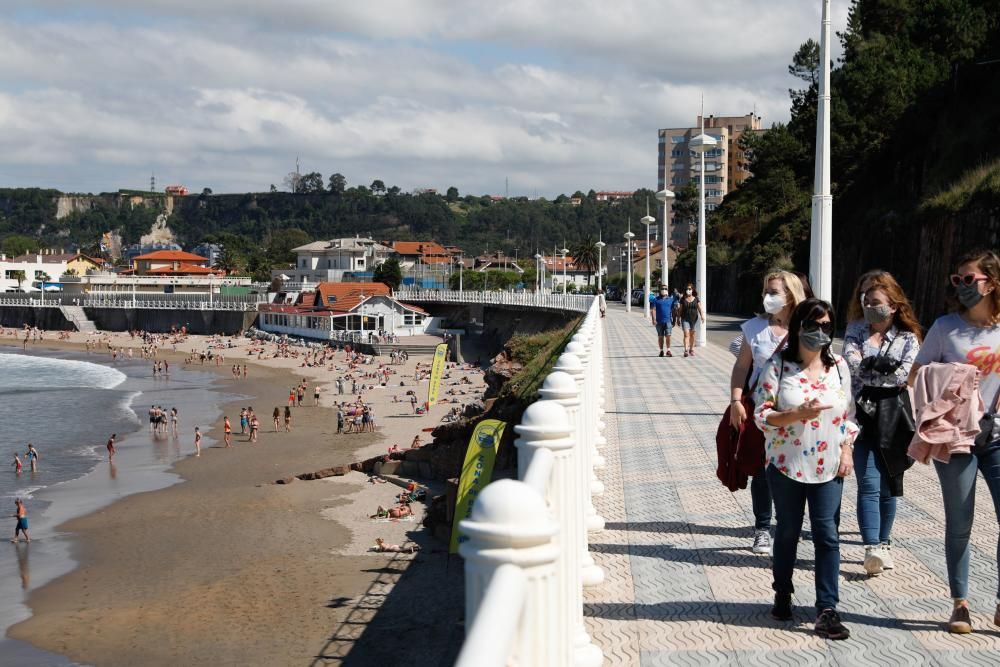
[194,427,202,457]
[12,453,22,475]
[107,434,116,460]
[11,499,29,543]
[224,416,232,448]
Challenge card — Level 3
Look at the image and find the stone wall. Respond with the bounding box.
[0,307,73,330]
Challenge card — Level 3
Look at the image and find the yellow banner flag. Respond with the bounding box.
[450,419,508,553]
[426,342,449,408]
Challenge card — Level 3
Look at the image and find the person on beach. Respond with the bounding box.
[170,408,179,436]
[12,453,22,475]
[224,416,232,448]
[273,407,281,432]
[25,443,39,473]
[240,407,249,434]
[297,385,305,407]
[284,405,292,432]
[149,405,156,432]
[242,364,247,379]
[337,407,344,434]
[249,414,259,443]
[410,393,418,413]
[194,427,202,457]
[107,434,116,460]
[288,388,295,407]
[314,386,321,406]
[11,499,29,543]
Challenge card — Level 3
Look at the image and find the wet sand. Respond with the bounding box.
[1,331,481,665]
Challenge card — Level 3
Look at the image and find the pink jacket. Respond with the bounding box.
[908,362,984,464]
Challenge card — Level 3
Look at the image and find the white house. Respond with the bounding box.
[258,282,430,340]
[274,237,391,286]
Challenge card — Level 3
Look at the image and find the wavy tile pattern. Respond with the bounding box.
[584,308,1000,666]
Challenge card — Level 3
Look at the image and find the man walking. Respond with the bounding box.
[650,284,677,357]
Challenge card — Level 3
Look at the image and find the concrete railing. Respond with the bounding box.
[455,296,606,667]
[394,289,593,313]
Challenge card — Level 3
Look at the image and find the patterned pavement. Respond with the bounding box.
[584,305,1000,666]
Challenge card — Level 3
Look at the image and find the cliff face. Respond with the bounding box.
[54,193,174,220]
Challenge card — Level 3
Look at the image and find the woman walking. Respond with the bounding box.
[729,270,806,555]
[284,405,292,432]
[908,249,1000,633]
[680,283,704,357]
[842,271,921,576]
[273,407,281,432]
[754,298,857,638]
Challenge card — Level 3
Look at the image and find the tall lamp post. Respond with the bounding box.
[595,233,606,292]
[458,253,464,296]
[641,205,656,315]
[559,245,569,295]
[810,0,833,301]
[655,188,675,288]
[689,109,717,348]
[624,221,635,313]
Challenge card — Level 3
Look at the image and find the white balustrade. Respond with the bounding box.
[458,295,607,665]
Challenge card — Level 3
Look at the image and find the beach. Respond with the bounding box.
[0,328,481,666]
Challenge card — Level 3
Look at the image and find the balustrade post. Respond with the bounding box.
[528,388,603,666]
[552,352,605,587]
[459,479,561,667]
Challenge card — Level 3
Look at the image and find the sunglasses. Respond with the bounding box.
[801,319,833,335]
[950,273,989,287]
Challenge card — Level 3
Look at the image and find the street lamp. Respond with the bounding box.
[810,0,833,301]
[655,188,675,288]
[534,253,542,292]
[595,233,606,292]
[689,108,717,348]
[559,245,569,295]
[641,204,656,316]
[458,253,464,296]
[623,220,635,313]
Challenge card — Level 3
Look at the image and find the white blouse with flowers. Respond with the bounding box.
[753,354,859,484]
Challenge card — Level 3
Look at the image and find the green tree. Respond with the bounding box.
[214,247,243,274]
[328,173,347,194]
[299,172,325,193]
[370,180,386,195]
[201,187,213,197]
[11,270,25,290]
[446,186,459,202]
[373,257,403,289]
[570,236,599,286]
[2,234,39,257]
[265,228,312,266]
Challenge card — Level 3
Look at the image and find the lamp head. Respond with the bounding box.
[655,189,675,202]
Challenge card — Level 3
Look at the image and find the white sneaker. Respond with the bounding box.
[864,545,884,576]
[752,529,771,555]
[880,543,894,570]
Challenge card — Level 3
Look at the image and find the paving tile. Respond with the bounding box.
[583,308,1000,665]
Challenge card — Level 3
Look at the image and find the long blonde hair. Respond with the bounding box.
[763,270,806,310]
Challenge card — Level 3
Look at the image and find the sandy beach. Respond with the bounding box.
[0,327,483,666]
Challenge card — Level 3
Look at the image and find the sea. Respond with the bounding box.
[0,348,234,665]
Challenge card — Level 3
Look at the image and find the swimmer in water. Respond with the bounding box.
[26,443,39,473]
[12,453,22,475]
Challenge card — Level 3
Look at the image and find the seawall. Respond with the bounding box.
[0,306,257,335]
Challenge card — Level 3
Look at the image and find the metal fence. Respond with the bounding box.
[0,294,265,311]
[393,289,593,313]
[455,295,605,666]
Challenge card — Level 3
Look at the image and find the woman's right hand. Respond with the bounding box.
[793,398,831,421]
[729,400,747,429]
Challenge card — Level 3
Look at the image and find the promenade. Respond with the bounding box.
[585,304,1000,666]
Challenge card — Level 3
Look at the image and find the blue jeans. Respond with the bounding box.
[750,466,772,530]
[853,432,897,546]
[933,442,1000,600]
[767,465,843,611]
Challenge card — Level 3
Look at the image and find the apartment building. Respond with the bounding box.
[657,112,763,248]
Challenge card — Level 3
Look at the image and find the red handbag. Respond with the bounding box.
[716,394,763,491]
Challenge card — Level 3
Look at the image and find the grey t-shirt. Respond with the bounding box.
[915,313,1000,407]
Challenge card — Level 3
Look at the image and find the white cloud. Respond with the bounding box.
[0,2,848,196]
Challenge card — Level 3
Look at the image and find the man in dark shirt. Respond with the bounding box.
[650,285,677,357]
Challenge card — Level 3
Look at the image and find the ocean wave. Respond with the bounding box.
[0,352,127,391]
[2,485,45,501]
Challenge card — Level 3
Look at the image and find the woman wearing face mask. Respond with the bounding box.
[908,249,1000,634]
[754,298,857,638]
[680,284,704,357]
[842,271,921,576]
[729,270,806,555]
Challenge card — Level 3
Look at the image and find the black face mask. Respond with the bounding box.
[800,330,831,351]
[957,282,985,309]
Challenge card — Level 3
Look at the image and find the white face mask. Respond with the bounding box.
[762,293,786,315]
[685,289,693,295]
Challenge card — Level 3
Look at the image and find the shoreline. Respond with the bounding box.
[1,330,480,665]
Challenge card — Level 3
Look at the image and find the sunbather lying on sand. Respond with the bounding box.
[373,538,420,553]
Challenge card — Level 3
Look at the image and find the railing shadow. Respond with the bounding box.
[308,536,464,667]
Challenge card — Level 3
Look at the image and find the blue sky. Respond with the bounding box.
[0,1,848,197]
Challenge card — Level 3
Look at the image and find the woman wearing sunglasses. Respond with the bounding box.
[754,298,858,639]
[842,271,921,576]
[908,249,1000,634]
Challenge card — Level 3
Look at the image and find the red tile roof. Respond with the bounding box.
[133,250,209,262]
[315,282,390,312]
[391,241,448,256]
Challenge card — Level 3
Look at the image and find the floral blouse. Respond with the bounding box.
[753,355,859,484]
[841,320,920,397]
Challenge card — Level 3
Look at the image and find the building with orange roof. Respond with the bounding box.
[259,281,430,339]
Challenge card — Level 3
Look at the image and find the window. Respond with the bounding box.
[672,163,686,170]
[670,136,686,144]
[671,176,687,185]
[403,313,424,326]
[671,149,685,157]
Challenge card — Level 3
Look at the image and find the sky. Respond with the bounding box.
[0,1,849,198]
